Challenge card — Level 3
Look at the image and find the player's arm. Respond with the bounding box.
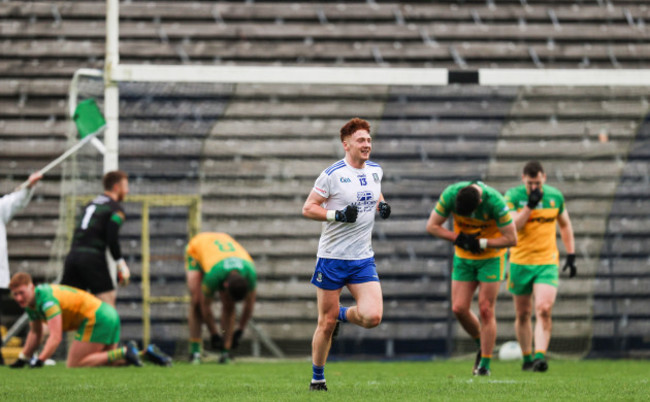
[36,314,63,362]
[219,291,236,350]
[107,211,130,285]
[377,193,391,219]
[426,209,456,242]
[558,209,577,277]
[487,221,518,249]
[21,320,44,359]
[302,190,330,221]
[238,289,256,332]
[511,208,531,232]
[302,190,357,223]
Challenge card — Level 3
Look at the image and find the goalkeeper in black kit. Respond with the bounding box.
[61,171,130,307]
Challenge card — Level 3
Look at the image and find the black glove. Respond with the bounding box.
[335,204,358,223]
[527,188,543,209]
[9,358,28,369]
[562,254,577,278]
[232,329,244,350]
[29,359,45,368]
[378,201,391,219]
[454,232,481,254]
[210,333,223,350]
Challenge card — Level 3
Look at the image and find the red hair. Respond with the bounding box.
[340,118,370,142]
[9,272,33,290]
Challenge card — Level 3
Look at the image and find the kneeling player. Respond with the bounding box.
[185,232,257,363]
[8,272,170,368]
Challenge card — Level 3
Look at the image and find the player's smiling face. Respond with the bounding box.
[343,129,372,166]
[11,284,35,308]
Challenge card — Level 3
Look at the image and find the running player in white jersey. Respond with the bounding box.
[302,117,391,391]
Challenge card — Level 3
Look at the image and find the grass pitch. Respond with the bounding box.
[1,359,647,401]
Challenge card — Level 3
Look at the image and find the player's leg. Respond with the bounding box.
[513,294,534,370]
[474,255,506,375]
[475,281,500,374]
[67,340,112,367]
[85,253,117,307]
[186,269,203,361]
[508,262,536,370]
[345,282,382,328]
[451,280,481,338]
[532,282,557,372]
[343,258,383,328]
[311,287,342,390]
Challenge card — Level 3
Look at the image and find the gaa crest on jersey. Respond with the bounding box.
[550,200,556,207]
[340,177,351,183]
[372,173,379,183]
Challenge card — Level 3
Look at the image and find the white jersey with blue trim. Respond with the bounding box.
[312,159,383,260]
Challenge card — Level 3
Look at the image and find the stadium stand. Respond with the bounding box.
[1,1,649,357]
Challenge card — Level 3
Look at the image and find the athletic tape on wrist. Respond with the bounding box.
[326,210,336,222]
[479,238,488,249]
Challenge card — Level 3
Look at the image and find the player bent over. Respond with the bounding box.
[185,232,257,364]
[426,181,517,376]
[302,118,391,391]
[8,272,171,368]
[504,161,576,372]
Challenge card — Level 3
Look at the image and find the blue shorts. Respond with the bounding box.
[311,257,379,290]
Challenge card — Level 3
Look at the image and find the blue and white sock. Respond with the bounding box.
[312,364,325,383]
[338,306,349,322]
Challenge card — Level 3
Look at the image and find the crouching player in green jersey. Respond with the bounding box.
[504,161,576,372]
[8,272,170,368]
[427,181,517,376]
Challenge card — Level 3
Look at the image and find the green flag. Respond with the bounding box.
[73,99,106,139]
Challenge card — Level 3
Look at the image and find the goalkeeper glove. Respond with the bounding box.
[9,353,29,368]
[327,204,358,223]
[454,232,482,254]
[527,188,543,209]
[29,359,45,368]
[232,329,244,350]
[211,333,223,350]
[562,254,577,278]
[117,259,130,287]
[378,201,391,219]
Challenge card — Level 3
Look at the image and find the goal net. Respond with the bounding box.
[50,72,650,358]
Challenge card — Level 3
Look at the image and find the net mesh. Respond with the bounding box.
[50,74,650,357]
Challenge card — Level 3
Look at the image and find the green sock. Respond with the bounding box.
[534,351,545,360]
[107,347,126,363]
[474,337,481,347]
[190,339,201,354]
[523,353,533,363]
[479,356,491,370]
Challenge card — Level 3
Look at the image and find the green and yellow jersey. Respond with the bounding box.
[25,284,102,331]
[186,232,257,295]
[434,181,513,260]
[504,184,565,266]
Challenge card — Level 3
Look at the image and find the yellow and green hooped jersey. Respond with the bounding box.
[186,232,257,293]
[504,184,565,266]
[434,181,513,260]
[25,284,102,332]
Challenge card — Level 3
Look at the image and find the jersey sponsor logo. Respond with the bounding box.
[42,301,55,309]
[340,177,351,183]
[372,173,379,183]
[357,191,373,202]
[528,216,555,223]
